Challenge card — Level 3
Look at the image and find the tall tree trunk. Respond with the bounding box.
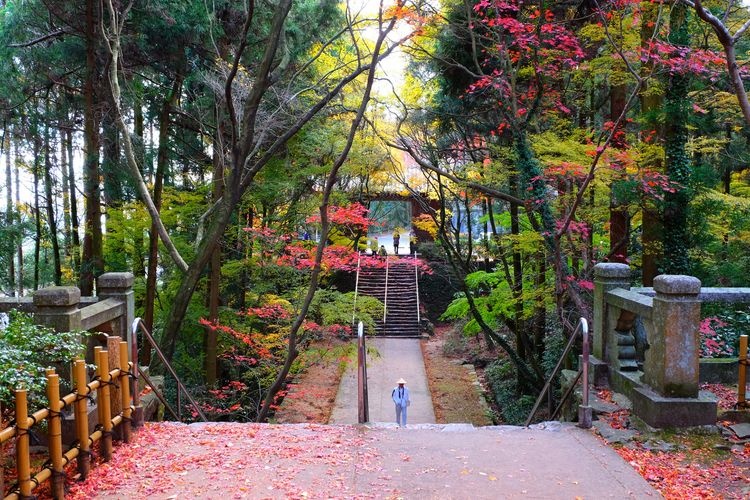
[61,125,72,261]
[132,85,146,279]
[4,125,14,296]
[14,136,23,296]
[80,0,103,295]
[640,1,663,285]
[33,140,41,291]
[509,174,525,361]
[66,128,81,273]
[143,72,184,364]
[609,83,629,263]
[662,3,691,274]
[44,114,62,285]
[723,123,732,195]
[205,109,225,386]
[102,105,124,270]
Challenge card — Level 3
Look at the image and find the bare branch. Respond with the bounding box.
[102,0,188,272]
[8,29,68,48]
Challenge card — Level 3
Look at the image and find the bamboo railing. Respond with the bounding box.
[1,339,133,500]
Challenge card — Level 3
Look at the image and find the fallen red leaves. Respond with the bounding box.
[596,387,750,498]
[701,382,742,410]
[615,442,749,499]
[64,422,385,499]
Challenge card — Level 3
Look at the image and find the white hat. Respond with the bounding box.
[396,378,407,384]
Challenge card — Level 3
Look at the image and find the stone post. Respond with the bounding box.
[643,275,701,397]
[593,263,631,362]
[33,286,82,332]
[97,272,135,341]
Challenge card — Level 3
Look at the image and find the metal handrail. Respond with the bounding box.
[414,251,420,325]
[382,256,389,323]
[131,318,208,422]
[357,321,369,423]
[352,252,361,325]
[524,318,589,427]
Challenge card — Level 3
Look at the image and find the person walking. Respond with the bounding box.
[378,245,387,259]
[391,378,410,426]
[393,229,400,255]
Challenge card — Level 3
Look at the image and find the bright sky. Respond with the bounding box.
[347,0,411,91]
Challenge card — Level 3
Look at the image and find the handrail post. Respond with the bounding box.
[383,256,389,324]
[357,321,369,423]
[577,318,592,429]
[414,251,420,327]
[131,318,144,427]
[352,252,361,326]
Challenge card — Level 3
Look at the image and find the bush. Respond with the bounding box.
[0,311,88,411]
[484,358,535,425]
[699,310,748,358]
[308,289,382,335]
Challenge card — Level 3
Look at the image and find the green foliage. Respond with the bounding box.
[484,358,535,425]
[541,315,566,379]
[309,289,382,335]
[0,311,88,410]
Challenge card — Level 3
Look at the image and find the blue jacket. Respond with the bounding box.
[392,386,410,408]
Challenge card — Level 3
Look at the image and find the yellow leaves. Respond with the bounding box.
[687,137,728,156]
[412,214,438,239]
[578,23,606,43]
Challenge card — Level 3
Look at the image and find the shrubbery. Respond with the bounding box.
[699,310,749,358]
[0,310,87,411]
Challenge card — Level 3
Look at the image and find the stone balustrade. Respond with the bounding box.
[0,273,135,351]
[592,264,717,428]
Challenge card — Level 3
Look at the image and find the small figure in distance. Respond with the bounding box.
[393,229,400,255]
[378,245,387,259]
[391,378,410,427]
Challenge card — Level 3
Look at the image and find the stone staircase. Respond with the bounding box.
[357,257,420,336]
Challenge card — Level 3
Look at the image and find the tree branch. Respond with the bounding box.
[8,28,69,48]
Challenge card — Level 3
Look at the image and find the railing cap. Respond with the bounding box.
[33,286,81,307]
[97,272,135,291]
[653,274,701,295]
[593,262,630,279]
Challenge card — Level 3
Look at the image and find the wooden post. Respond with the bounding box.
[15,388,32,498]
[739,335,747,408]
[119,340,132,443]
[46,369,65,499]
[94,346,105,427]
[107,336,122,420]
[73,359,91,479]
[97,349,113,461]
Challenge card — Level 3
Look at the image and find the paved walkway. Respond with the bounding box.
[80,422,659,499]
[330,338,435,425]
[74,337,660,498]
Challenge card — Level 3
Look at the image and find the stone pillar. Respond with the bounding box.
[643,275,701,397]
[593,263,631,362]
[97,272,135,341]
[33,287,82,332]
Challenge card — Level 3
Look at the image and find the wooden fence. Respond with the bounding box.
[1,339,133,499]
[1,273,138,499]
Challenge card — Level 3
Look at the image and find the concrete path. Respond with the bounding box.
[81,422,659,499]
[329,337,435,425]
[77,336,659,499]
